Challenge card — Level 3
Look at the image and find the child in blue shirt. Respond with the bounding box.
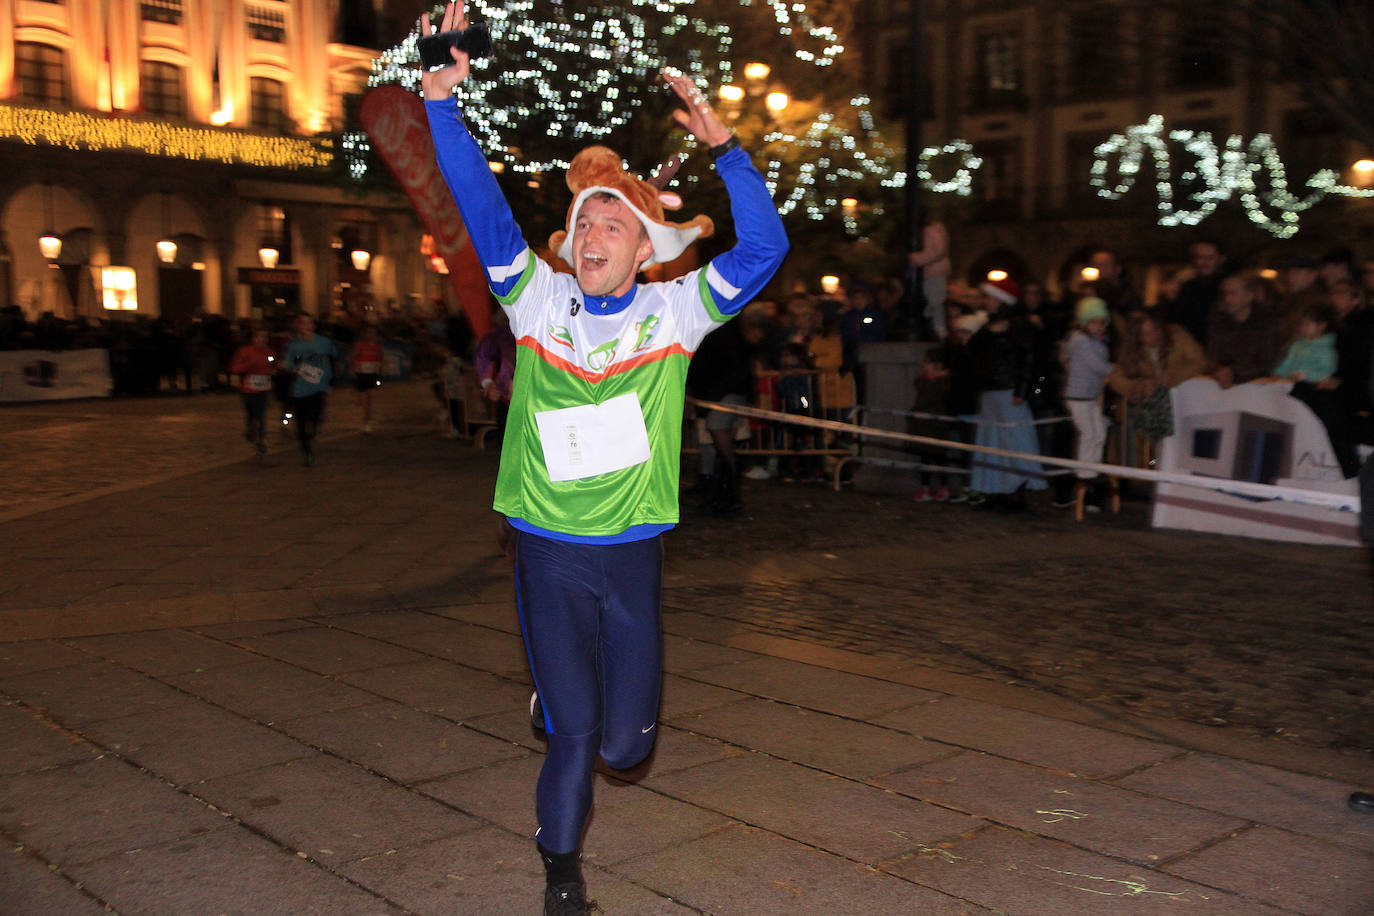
[1279,303,1358,476]
[1273,303,1337,383]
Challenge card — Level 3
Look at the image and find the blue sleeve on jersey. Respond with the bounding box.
[425,97,530,299]
[706,146,790,315]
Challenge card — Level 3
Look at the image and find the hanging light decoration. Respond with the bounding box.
[39,182,61,260]
[156,192,177,264]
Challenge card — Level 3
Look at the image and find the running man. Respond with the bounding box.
[285,314,337,466]
[421,3,788,912]
[228,326,278,458]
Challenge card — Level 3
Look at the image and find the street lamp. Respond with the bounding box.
[39,183,61,260]
[350,249,371,272]
[156,193,177,264]
[258,247,280,269]
[743,62,771,81]
[718,84,745,103]
[765,91,790,113]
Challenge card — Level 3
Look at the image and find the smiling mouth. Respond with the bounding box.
[581,253,608,268]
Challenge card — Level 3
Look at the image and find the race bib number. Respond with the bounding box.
[535,392,651,482]
[298,364,324,385]
[246,374,272,392]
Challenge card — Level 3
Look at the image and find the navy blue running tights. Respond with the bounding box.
[513,530,663,854]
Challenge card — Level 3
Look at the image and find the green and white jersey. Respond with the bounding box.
[494,260,731,537]
[426,97,789,540]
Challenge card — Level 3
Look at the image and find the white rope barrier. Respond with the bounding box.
[688,397,1361,512]
[859,405,1072,428]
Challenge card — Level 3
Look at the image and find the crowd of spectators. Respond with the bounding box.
[905,240,1374,510]
[0,301,471,397]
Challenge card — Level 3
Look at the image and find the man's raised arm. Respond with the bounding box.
[421,1,529,295]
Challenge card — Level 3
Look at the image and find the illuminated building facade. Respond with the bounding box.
[854,0,1374,296]
[0,0,434,324]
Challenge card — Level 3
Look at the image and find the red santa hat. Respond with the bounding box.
[980,275,1021,305]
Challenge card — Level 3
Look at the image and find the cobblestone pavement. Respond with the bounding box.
[2,386,1372,760]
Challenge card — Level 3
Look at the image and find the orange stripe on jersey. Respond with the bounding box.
[517,336,694,383]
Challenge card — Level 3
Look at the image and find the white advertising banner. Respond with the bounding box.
[0,349,112,402]
[1152,377,1361,546]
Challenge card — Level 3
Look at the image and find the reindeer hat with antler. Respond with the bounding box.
[548,146,714,268]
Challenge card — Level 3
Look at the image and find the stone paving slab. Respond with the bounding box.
[1114,752,1374,853]
[0,756,229,867]
[643,751,980,864]
[75,695,314,784]
[885,825,1288,915]
[336,657,530,719]
[1,845,128,916]
[161,657,379,723]
[0,701,102,775]
[879,751,1247,866]
[65,627,262,675]
[73,827,407,916]
[666,696,958,780]
[873,695,1179,778]
[274,700,528,784]
[228,623,429,675]
[690,654,943,719]
[193,754,480,865]
[0,659,187,726]
[1162,826,1374,915]
[612,822,985,915]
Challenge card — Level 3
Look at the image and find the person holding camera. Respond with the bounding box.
[421,4,788,912]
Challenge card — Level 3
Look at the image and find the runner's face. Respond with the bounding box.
[571,196,653,299]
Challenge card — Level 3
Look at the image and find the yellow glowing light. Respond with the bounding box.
[0,103,331,169]
[718,84,745,103]
[350,249,372,272]
[259,247,280,269]
[488,161,506,173]
[156,240,177,263]
[820,275,840,294]
[744,62,771,81]
[191,261,206,271]
[1259,268,1279,280]
[765,92,790,112]
[987,269,1008,282]
[1080,266,1100,282]
[39,234,62,260]
[1354,159,1374,174]
[101,266,138,310]
[210,105,234,126]
[840,197,858,209]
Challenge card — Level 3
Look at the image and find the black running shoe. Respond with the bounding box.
[544,882,597,915]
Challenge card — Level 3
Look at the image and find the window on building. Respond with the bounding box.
[259,205,293,265]
[1065,130,1116,212]
[883,39,935,122]
[973,30,1024,110]
[971,137,1023,220]
[141,0,183,25]
[1283,110,1346,188]
[250,77,289,132]
[1065,8,1122,98]
[247,4,287,42]
[141,61,186,118]
[15,43,70,107]
[1171,21,1231,88]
